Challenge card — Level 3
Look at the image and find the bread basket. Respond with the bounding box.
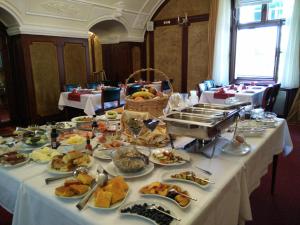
[124,68,173,118]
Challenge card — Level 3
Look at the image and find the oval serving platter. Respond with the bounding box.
[120,200,179,225]
[161,169,211,189]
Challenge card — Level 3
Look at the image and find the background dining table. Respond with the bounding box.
[0,119,292,225]
[58,89,126,116]
[199,86,266,106]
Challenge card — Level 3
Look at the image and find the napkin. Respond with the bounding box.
[68,91,81,101]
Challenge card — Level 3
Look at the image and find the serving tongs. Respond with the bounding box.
[76,165,108,210]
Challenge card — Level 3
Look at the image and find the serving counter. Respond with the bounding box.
[0,119,291,225]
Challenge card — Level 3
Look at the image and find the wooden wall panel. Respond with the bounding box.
[29,42,60,116]
[64,43,87,87]
[187,22,209,91]
[132,46,141,73]
[155,0,210,20]
[154,26,182,92]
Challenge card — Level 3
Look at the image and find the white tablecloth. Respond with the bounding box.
[58,91,125,116]
[199,87,266,106]
[8,119,292,225]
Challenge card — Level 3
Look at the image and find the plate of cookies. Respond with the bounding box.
[88,176,129,210]
[55,172,95,199]
[48,150,93,175]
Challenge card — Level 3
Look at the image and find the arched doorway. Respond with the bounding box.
[0,6,19,126]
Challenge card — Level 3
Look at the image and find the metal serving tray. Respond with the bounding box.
[180,107,229,118]
[193,102,251,110]
[163,108,240,140]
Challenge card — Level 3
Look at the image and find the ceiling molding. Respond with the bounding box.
[17,24,88,38]
[70,0,150,16]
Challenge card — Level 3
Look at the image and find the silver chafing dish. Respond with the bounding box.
[163,102,251,157]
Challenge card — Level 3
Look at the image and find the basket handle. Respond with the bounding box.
[125,68,173,94]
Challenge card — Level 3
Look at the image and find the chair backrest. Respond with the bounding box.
[196,83,208,97]
[101,87,121,108]
[204,80,215,89]
[161,80,171,91]
[262,87,273,111]
[87,82,98,89]
[64,84,79,92]
[126,84,143,96]
[267,83,281,112]
[101,80,120,87]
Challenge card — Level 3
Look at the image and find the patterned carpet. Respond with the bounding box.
[0,124,299,225]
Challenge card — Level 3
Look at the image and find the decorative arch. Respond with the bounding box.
[0,2,22,27]
[88,16,129,44]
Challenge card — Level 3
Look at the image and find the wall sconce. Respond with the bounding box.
[177,13,189,26]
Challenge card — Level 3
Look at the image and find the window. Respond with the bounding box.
[230,0,285,82]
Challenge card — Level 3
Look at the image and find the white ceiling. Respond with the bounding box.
[0,0,165,43]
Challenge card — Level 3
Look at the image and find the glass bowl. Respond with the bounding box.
[112,146,147,173]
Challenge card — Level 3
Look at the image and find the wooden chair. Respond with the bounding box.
[126,84,143,96]
[262,83,281,112]
[101,87,121,110]
[196,83,208,97]
[64,84,79,92]
[261,86,273,110]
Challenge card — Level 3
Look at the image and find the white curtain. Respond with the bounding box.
[278,0,300,88]
[212,0,231,86]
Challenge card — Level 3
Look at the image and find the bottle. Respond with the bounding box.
[50,127,59,149]
[91,115,98,138]
[85,135,92,154]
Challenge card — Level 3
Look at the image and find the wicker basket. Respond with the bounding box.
[124,68,173,117]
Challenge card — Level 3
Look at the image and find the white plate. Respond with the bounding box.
[88,189,130,210]
[104,161,154,179]
[93,149,114,160]
[149,148,190,166]
[161,169,210,189]
[56,122,76,131]
[222,142,251,156]
[0,154,30,168]
[140,190,191,209]
[47,155,94,175]
[71,116,101,124]
[98,114,121,121]
[55,187,91,199]
[120,200,179,225]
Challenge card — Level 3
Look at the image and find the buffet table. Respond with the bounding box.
[0,119,291,225]
[58,91,126,116]
[199,86,266,106]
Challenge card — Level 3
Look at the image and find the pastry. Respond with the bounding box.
[76,173,94,185]
[62,150,83,163]
[95,189,112,208]
[64,179,81,187]
[69,184,89,195]
[55,186,75,197]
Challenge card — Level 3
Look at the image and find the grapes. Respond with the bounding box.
[121,203,173,225]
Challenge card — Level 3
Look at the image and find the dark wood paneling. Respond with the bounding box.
[154,14,209,27]
[8,34,91,125]
[102,42,145,83]
[181,25,189,93]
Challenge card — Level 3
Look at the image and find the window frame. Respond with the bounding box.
[229,1,285,84]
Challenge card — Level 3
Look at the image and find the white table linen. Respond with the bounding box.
[0,162,47,213]
[58,91,125,116]
[11,120,292,225]
[199,87,266,106]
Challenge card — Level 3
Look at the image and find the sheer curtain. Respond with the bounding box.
[278,0,300,89]
[212,0,231,86]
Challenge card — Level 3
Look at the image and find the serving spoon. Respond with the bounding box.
[168,188,197,201]
[45,166,88,184]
